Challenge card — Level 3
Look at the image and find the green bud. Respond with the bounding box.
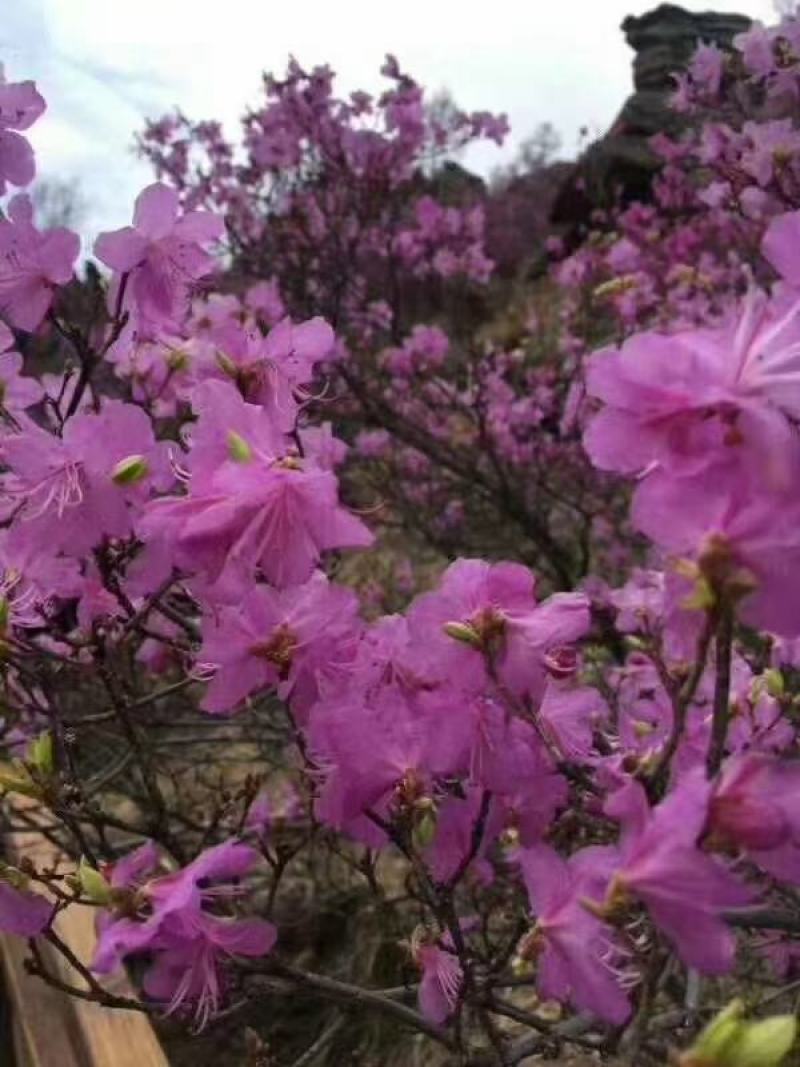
[0,760,42,799]
[764,669,785,700]
[77,857,112,905]
[111,454,149,486]
[0,598,9,634]
[730,1016,797,1067]
[412,809,437,849]
[685,999,745,1065]
[0,861,32,892]
[593,275,638,300]
[681,574,717,612]
[166,348,190,372]
[227,430,253,463]
[442,621,481,649]
[510,954,534,978]
[215,350,239,379]
[26,731,54,775]
[623,635,647,652]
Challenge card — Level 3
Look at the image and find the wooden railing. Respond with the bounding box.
[1,797,168,1067]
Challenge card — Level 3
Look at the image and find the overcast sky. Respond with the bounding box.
[2,0,779,240]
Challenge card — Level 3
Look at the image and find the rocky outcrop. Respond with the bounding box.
[551,3,752,227]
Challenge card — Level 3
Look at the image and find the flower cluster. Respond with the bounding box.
[3,21,800,1067]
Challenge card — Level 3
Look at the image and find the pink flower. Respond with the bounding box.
[199,571,361,716]
[602,777,751,974]
[195,315,334,430]
[183,379,285,480]
[94,183,223,330]
[0,876,51,937]
[425,689,561,799]
[142,916,275,1027]
[538,681,605,764]
[93,841,275,1025]
[0,71,46,193]
[633,472,800,637]
[583,288,800,495]
[710,753,800,884]
[412,931,463,1024]
[517,843,631,1024]
[245,278,285,326]
[0,196,79,331]
[142,379,371,596]
[763,209,800,288]
[310,685,438,841]
[2,399,169,561]
[407,558,589,701]
[144,455,372,596]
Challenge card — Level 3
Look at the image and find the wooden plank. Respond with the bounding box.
[2,797,169,1067]
[2,932,86,1067]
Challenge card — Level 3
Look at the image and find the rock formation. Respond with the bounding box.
[551,3,752,227]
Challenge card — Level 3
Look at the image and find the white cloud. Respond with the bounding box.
[3,0,778,238]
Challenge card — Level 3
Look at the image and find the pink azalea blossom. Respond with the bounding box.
[602,777,751,974]
[583,287,800,496]
[633,472,800,637]
[310,685,439,842]
[93,840,275,1025]
[0,876,51,937]
[407,558,589,701]
[710,752,800,883]
[142,915,275,1026]
[0,70,46,193]
[517,843,631,1024]
[94,183,223,330]
[763,209,800,287]
[199,570,361,716]
[194,315,334,430]
[412,931,463,1024]
[142,379,371,596]
[144,454,372,595]
[0,196,79,331]
[2,399,170,561]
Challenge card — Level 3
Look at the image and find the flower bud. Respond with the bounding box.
[276,454,303,471]
[442,621,482,649]
[26,731,54,775]
[0,861,32,892]
[111,454,150,486]
[682,999,745,1065]
[77,857,112,905]
[167,348,190,372]
[227,430,253,463]
[215,350,239,379]
[412,808,437,849]
[763,669,785,699]
[681,574,716,612]
[731,1016,797,1067]
[698,534,757,605]
[510,954,533,977]
[0,760,43,799]
[623,635,647,652]
[544,646,578,679]
[632,719,656,739]
[593,275,638,300]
